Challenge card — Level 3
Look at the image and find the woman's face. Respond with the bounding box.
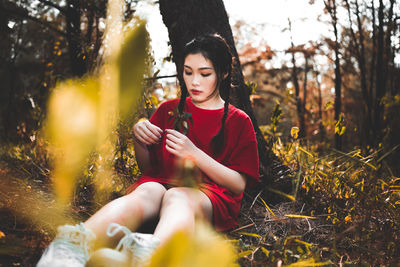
[183,53,220,107]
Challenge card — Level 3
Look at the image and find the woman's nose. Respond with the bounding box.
[192,76,200,85]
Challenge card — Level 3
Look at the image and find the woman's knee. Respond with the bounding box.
[161,187,202,213]
[129,182,166,203]
[162,187,189,205]
[162,187,213,221]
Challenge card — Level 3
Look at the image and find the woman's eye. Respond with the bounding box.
[201,73,211,77]
[184,71,192,76]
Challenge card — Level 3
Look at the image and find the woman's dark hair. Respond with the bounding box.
[178,34,233,155]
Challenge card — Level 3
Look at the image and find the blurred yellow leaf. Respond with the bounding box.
[48,80,99,146]
[0,231,5,239]
[150,95,159,107]
[325,100,334,110]
[149,223,237,267]
[118,21,150,119]
[47,79,99,204]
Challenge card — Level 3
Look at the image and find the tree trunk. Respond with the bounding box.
[291,52,304,138]
[325,0,342,150]
[374,0,385,144]
[333,18,342,150]
[354,0,372,145]
[368,0,377,147]
[314,70,325,143]
[158,0,280,185]
[302,55,309,138]
[66,0,86,77]
[385,0,395,96]
[287,19,305,139]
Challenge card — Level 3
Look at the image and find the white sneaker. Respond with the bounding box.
[88,223,160,267]
[36,223,96,267]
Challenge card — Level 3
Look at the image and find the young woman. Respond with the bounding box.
[37,34,259,267]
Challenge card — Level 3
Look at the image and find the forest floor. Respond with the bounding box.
[1,148,400,267]
[0,161,49,266]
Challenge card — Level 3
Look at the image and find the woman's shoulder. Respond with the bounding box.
[227,104,251,121]
[226,105,255,132]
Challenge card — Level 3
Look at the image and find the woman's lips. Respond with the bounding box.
[191,89,201,95]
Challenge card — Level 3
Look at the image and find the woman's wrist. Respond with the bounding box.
[190,146,208,167]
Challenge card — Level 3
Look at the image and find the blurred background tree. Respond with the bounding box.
[0,0,144,144]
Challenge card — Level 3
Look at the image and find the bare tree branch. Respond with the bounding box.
[37,0,67,15]
[5,6,66,37]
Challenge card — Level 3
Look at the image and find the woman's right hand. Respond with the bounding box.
[132,120,163,145]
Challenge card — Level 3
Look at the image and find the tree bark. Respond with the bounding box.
[325,0,342,150]
[287,19,305,139]
[385,0,395,96]
[66,0,86,77]
[158,0,278,185]
[314,70,325,143]
[374,0,385,144]
[302,55,309,138]
[291,52,304,139]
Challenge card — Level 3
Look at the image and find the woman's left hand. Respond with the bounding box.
[165,129,198,159]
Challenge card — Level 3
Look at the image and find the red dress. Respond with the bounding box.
[127,97,259,231]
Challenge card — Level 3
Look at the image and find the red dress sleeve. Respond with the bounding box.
[148,101,167,128]
[225,114,259,187]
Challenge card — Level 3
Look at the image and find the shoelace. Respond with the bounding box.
[57,222,95,258]
[106,222,135,252]
[49,239,86,263]
[106,223,160,265]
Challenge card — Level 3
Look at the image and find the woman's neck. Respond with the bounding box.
[190,94,225,110]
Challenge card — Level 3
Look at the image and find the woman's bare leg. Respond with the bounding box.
[153,187,213,244]
[84,182,166,247]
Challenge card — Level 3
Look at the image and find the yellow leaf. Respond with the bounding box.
[286,259,332,266]
[261,246,270,257]
[47,79,99,204]
[149,223,237,267]
[291,127,299,139]
[238,250,253,258]
[259,196,277,217]
[345,215,352,223]
[268,188,296,202]
[294,239,313,248]
[0,231,5,239]
[298,146,313,157]
[117,21,150,119]
[150,95,159,107]
[284,214,317,219]
[237,232,262,238]
[325,100,334,110]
